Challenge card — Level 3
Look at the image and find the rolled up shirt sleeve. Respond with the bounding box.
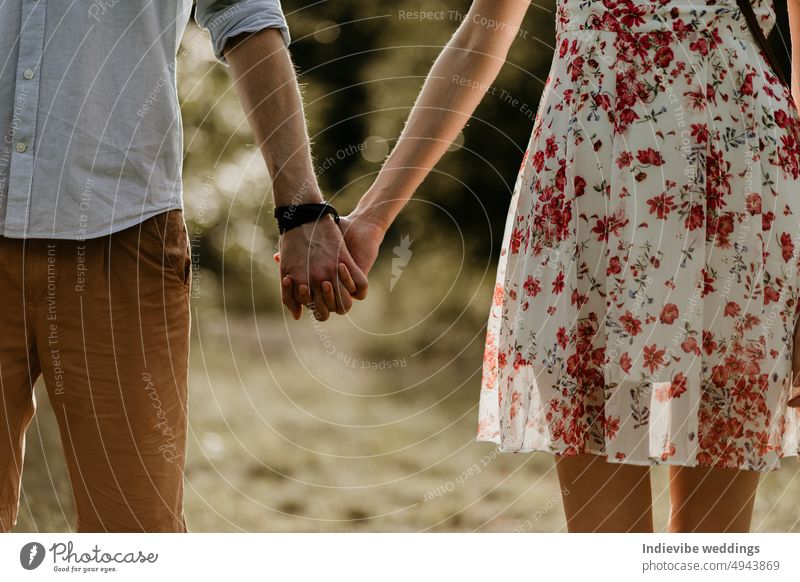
[195,0,291,65]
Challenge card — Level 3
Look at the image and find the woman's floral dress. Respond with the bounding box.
[478,0,800,472]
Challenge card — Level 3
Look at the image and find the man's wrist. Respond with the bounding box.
[274,187,324,206]
[274,201,339,234]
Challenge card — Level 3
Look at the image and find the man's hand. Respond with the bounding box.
[278,216,368,321]
[275,211,387,307]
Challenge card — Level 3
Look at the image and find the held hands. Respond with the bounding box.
[275,211,386,321]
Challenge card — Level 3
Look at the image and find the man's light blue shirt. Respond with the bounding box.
[0,0,290,239]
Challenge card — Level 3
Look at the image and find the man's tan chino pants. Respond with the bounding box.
[0,210,191,532]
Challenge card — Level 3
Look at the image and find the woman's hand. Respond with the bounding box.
[336,210,388,285]
[277,217,368,321]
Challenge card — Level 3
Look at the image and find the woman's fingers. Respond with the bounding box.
[338,262,357,294]
[349,262,369,301]
[337,260,368,301]
[334,277,353,314]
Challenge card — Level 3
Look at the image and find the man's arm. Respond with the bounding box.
[194,2,368,320]
[222,28,321,209]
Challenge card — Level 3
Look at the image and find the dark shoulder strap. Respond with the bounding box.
[736,0,788,86]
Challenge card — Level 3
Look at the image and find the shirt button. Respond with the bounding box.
[23,69,34,80]
[15,143,28,153]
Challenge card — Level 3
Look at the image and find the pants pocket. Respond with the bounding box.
[150,210,191,290]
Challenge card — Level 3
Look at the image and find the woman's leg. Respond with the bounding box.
[554,453,654,532]
[668,465,761,532]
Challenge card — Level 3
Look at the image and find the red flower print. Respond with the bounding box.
[711,364,729,388]
[647,192,676,219]
[510,227,523,254]
[620,352,632,373]
[643,343,667,373]
[594,92,611,111]
[509,390,521,420]
[568,55,585,81]
[557,326,569,349]
[636,147,665,166]
[616,108,640,133]
[654,46,673,68]
[545,135,559,159]
[775,108,789,128]
[689,36,709,56]
[702,330,717,355]
[763,211,775,232]
[739,71,754,96]
[620,310,643,335]
[533,150,545,172]
[691,123,709,142]
[608,256,622,275]
[724,301,741,318]
[685,203,704,230]
[574,175,586,197]
[592,208,629,242]
[700,268,716,297]
[524,276,542,297]
[764,285,781,304]
[616,150,633,168]
[781,232,795,262]
[571,288,588,308]
[659,303,679,324]
[745,192,761,215]
[493,283,504,306]
[605,416,620,440]
[681,335,700,355]
[552,270,565,294]
[660,442,677,461]
[670,373,688,398]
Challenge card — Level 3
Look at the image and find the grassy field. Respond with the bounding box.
[12,255,800,532]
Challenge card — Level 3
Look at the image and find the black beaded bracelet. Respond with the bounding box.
[274,202,340,234]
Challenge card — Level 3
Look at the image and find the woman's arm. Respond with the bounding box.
[351,0,532,231]
[790,0,800,108]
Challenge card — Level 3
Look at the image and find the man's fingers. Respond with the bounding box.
[311,286,330,321]
[281,275,302,320]
[296,283,312,307]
